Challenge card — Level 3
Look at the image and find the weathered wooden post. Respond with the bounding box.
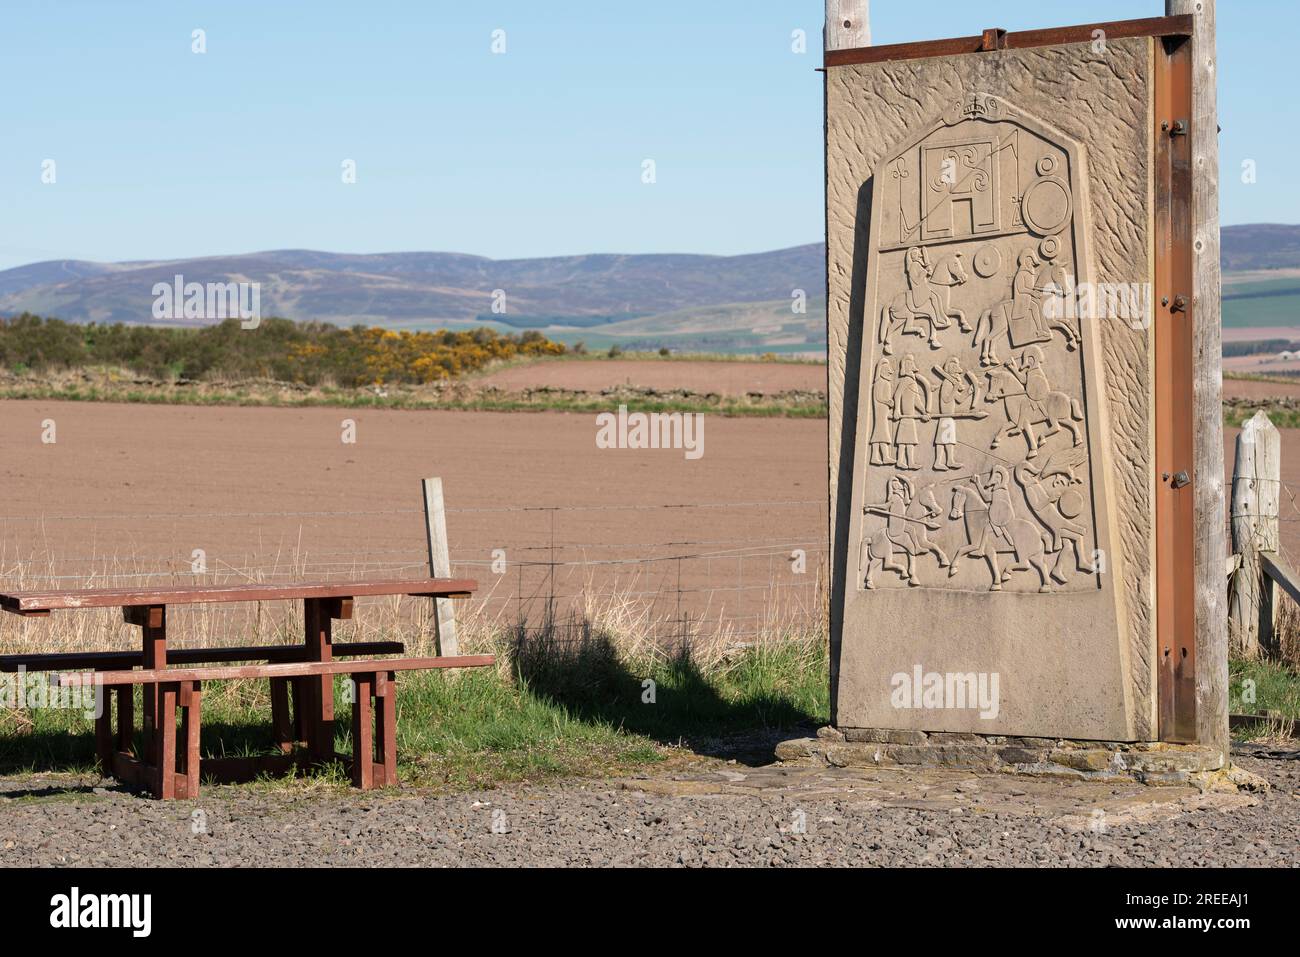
[824,0,869,724]
[1168,0,1230,769]
[421,477,460,656]
[1230,411,1280,658]
[806,4,1237,781]
[825,0,869,50]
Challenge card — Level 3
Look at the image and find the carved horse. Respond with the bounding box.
[880,253,970,353]
[972,295,1081,367]
[947,485,1053,592]
[984,365,1084,459]
[861,483,950,588]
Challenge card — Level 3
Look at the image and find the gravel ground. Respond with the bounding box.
[0,746,1295,867]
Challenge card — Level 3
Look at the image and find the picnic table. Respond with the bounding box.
[0,579,487,799]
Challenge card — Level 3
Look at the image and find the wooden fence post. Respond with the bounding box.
[1167,0,1228,756]
[1230,411,1280,658]
[825,0,868,727]
[421,477,460,657]
[825,0,869,50]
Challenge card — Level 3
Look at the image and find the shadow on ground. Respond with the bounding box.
[508,610,823,766]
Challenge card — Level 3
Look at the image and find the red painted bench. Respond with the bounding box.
[0,579,486,799]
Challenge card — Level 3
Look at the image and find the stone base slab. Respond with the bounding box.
[774,727,1263,790]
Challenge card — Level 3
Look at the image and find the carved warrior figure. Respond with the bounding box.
[857,96,1106,597]
[948,467,1053,592]
[932,355,974,470]
[861,475,949,589]
[1013,459,1097,584]
[1034,244,1081,351]
[972,246,1083,366]
[869,358,896,465]
[880,247,969,353]
[891,354,931,470]
[985,346,1083,459]
[1008,249,1051,345]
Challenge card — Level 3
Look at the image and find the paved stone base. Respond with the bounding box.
[774,727,1268,790]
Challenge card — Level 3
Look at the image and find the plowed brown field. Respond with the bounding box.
[0,399,826,642]
[3,392,1293,646]
[473,359,825,395]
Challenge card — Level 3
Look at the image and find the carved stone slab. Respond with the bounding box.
[828,40,1155,741]
[854,93,1108,598]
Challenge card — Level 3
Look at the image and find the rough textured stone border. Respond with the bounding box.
[775,727,1268,790]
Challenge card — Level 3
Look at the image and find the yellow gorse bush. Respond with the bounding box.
[0,314,567,387]
[286,326,565,386]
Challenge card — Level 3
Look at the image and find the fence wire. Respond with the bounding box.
[0,500,830,642]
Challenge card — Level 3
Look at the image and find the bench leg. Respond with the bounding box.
[115,686,134,755]
[304,599,334,763]
[153,682,178,800]
[137,606,167,765]
[375,671,397,787]
[179,681,201,800]
[291,677,306,743]
[270,677,294,753]
[351,673,374,789]
[94,682,113,774]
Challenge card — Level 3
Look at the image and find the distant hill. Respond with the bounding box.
[0,226,1294,354]
[1221,224,1300,272]
[0,246,826,330]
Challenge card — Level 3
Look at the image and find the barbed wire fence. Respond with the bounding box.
[0,499,830,646]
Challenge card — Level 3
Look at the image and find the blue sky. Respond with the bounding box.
[0,1,1290,270]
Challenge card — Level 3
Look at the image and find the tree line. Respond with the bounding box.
[0,314,567,386]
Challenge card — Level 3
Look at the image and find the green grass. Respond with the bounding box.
[1224,404,1300,430]
[1229,658,1300,740]
[0,630,830,792]
[1222,274,1300,328]
[1230,658,1300,717]
[0,382,827,418]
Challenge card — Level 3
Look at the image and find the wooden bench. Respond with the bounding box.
[0,641,409,672]
[0,579,488,799]
[56,656,493,798]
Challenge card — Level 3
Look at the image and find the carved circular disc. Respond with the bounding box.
[1021,176,1072,236]
[1036,155,1058,176]
[1057,488,1084,519]
[1038,236,1061,260]
[973,244,1002,278]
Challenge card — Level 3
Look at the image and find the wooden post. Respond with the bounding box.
[1230,411,1280,658]
[825,0,867,731]
[421,477,460,656]
[825,0,869,50]
[1167,0,1228,756]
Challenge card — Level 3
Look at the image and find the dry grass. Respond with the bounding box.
[0,550,828,720]
[0,552,829,787]
[1277,599,1300,670]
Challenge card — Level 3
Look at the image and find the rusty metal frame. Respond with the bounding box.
[823,15,1193,69]
[1154,33,1197,742]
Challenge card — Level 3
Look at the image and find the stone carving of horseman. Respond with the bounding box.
[1009,249,1052,346]
[861,475,949,589]
[879,246,969,353]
